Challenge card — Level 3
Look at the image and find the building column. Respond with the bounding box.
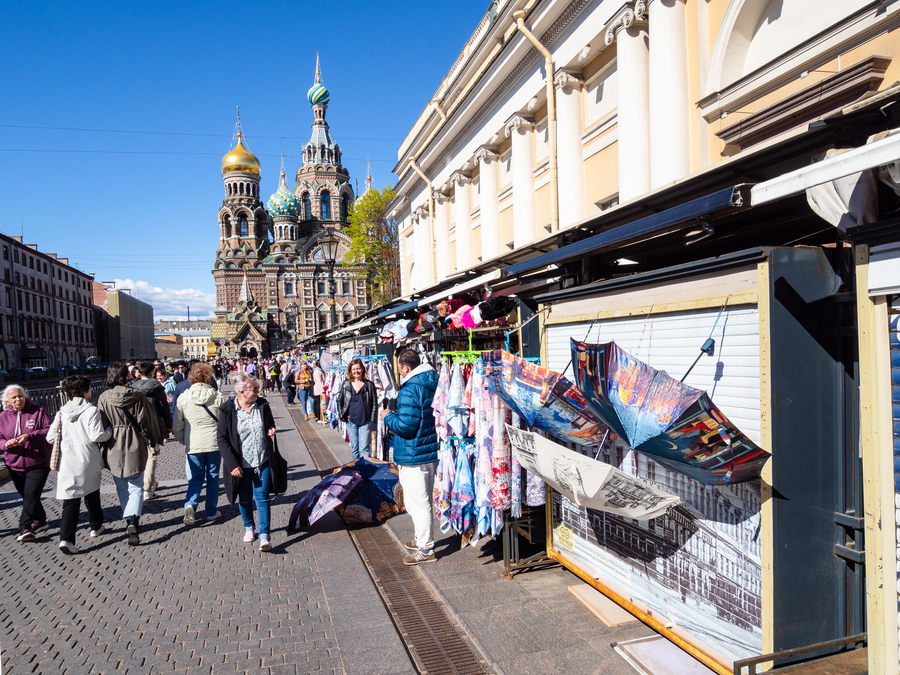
[554,70,586,228]
[505,114,536,246]
[606,2,650,202]
[475,146,500,262]
[450,171,472,271]
[648,0,690,188]
[434,190,451,281]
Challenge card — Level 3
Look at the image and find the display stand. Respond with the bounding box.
[501,505,556,579]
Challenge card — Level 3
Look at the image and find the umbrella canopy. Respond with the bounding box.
[485,349,610,447]
[289,457,403,530]
[571,339,770,485]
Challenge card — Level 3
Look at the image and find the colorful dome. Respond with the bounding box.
[221,132,260,175]
[308,82,330,106]
[267,172,300,217]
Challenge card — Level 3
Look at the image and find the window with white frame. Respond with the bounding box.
[499,149,512,187]
[584,61,618,128]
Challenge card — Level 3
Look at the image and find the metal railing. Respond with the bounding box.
[733,633,866,675]
[19,379,106,418]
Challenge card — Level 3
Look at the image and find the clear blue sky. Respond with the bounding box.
[1,0,489,319]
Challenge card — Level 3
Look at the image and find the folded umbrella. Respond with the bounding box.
[571,339,770,485]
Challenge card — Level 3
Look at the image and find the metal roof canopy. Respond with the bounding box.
[377,299,420,320]
[416,270,501,308]
[504,185,750,278]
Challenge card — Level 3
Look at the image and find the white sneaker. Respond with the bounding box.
[259,537,272,552]
[183,505,195,525]
[58,540,78,555]
[89,525,106,538]
[243,528,256,543]
[143,490,155,500]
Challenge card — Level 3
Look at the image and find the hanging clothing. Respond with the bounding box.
[449,440,477,548]
[490,396,511,511]
[446,362,469,438]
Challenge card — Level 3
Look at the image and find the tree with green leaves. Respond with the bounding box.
[343,184,400,306]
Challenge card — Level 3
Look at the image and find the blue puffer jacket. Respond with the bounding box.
[385,364,439,466]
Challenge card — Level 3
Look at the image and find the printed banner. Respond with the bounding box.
[506,425,679,520]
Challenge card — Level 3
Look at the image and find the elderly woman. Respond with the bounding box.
[97,363,162,546]
[217,372,278,551]
[0,384,52,542]
[338,358,377,460]
[174,362,225,525]
[48,375,112,554]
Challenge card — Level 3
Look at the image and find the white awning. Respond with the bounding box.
[751,131,900,206]
[327,316,376,340]
[416,270,501,308]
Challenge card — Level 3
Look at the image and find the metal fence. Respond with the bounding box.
[21,380,106,418]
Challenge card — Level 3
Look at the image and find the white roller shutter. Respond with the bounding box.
[547,304,761,444]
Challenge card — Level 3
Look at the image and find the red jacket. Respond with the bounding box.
[1,400,52,471]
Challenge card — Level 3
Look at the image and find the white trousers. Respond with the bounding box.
[398,462,437,553]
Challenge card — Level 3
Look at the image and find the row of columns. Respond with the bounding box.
[413,0,690,289]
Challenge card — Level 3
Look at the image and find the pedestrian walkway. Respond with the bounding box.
[0,391,413,675]
[297,408,657,675]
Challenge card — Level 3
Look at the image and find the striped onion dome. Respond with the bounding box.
[267,172,300,217]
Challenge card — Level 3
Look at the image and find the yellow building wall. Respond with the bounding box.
[584,140,619,214]
[498,198,514,250]
[535,180,551,233]
[471,219,482,261]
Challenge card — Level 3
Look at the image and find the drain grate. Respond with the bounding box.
[289,407,491,675]
[353,527,490,675]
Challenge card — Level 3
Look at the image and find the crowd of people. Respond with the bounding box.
[2,349,442,567]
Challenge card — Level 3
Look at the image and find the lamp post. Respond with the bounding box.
[284,304,299,351]
[318,233,339,331]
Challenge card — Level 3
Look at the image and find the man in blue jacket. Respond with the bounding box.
[381,349,439,565]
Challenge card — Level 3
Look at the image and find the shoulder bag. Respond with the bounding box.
[49,415,63,472]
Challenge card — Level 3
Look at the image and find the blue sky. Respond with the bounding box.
[0,1,489,319]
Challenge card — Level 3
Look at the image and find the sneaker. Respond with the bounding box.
[89,525,106,538]
[183,505,195,525]
[404,540,418,552]
[143,490,155,501]
[243,528,256,543]
[206,511,222,522]
[403,550,436,566]
[126,518,140,546]
[31,521,49,534]
[58,540,78,555]
[259,537,272,552]
[16,528,35,542]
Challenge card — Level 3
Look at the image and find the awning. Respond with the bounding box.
[416,270,501,307]
[751,130,900,206]
[503,185,750,278]
[327,316,376,340]
[377,299,419,320]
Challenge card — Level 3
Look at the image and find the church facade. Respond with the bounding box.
[211,60,369,358]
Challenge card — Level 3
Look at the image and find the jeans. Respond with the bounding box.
[346,421,371,460]
[8,467,50,529]
[185,451,221,518]
[398,462,437,552]
[60,490,103,542]
[286,385,296,405]
[113,473,144,519]
[238,462,270,537]
[297,386,309,412]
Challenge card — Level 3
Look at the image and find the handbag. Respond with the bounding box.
[268,435,288,495]
[49,416,63,472]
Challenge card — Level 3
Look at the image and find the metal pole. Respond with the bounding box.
[328,261,337,330]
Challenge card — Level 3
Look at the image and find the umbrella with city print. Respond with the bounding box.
[570,339,770,485]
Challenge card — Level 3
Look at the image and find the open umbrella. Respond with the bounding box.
[485,349,610,446]
[289,457,403,530]
[571,339,770,485]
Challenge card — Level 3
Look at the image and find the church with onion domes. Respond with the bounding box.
[211,58,370,358]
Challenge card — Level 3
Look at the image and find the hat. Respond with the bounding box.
[479,295,516,321]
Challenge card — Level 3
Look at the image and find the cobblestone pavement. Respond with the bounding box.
[0,391,412,675]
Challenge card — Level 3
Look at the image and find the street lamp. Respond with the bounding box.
[319,233,339,331]
[284,304,299,350]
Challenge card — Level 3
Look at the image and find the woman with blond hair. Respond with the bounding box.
[174,361,225,525]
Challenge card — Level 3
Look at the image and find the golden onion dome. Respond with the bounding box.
[221,132,260,175]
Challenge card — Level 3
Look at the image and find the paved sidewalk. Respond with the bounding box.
[307,414,656,675]
[0,391,413,675]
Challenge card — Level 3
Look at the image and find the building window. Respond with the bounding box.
[320,193,331,220]
[341,195,350,221]
[317,282,325,294]
[595,195,619,215]
[343,313,352,323]
[13,250,18,263]
[239,215,249,237]
[302,193,311,220]
[29,256,34,269]
[29,277,34,289]
[43,262,47,274]
[284,282,293,296]
[2,246,7,260]
[341,281,349,295]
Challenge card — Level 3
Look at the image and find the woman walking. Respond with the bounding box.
[173,362,225,525]
[1,385,52,542]
[338,359,377,460]
[294,363,312,419]
[97,363,162,546]
[312,360,326,424]
[48,375,112,554]
[217,372,278,551]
